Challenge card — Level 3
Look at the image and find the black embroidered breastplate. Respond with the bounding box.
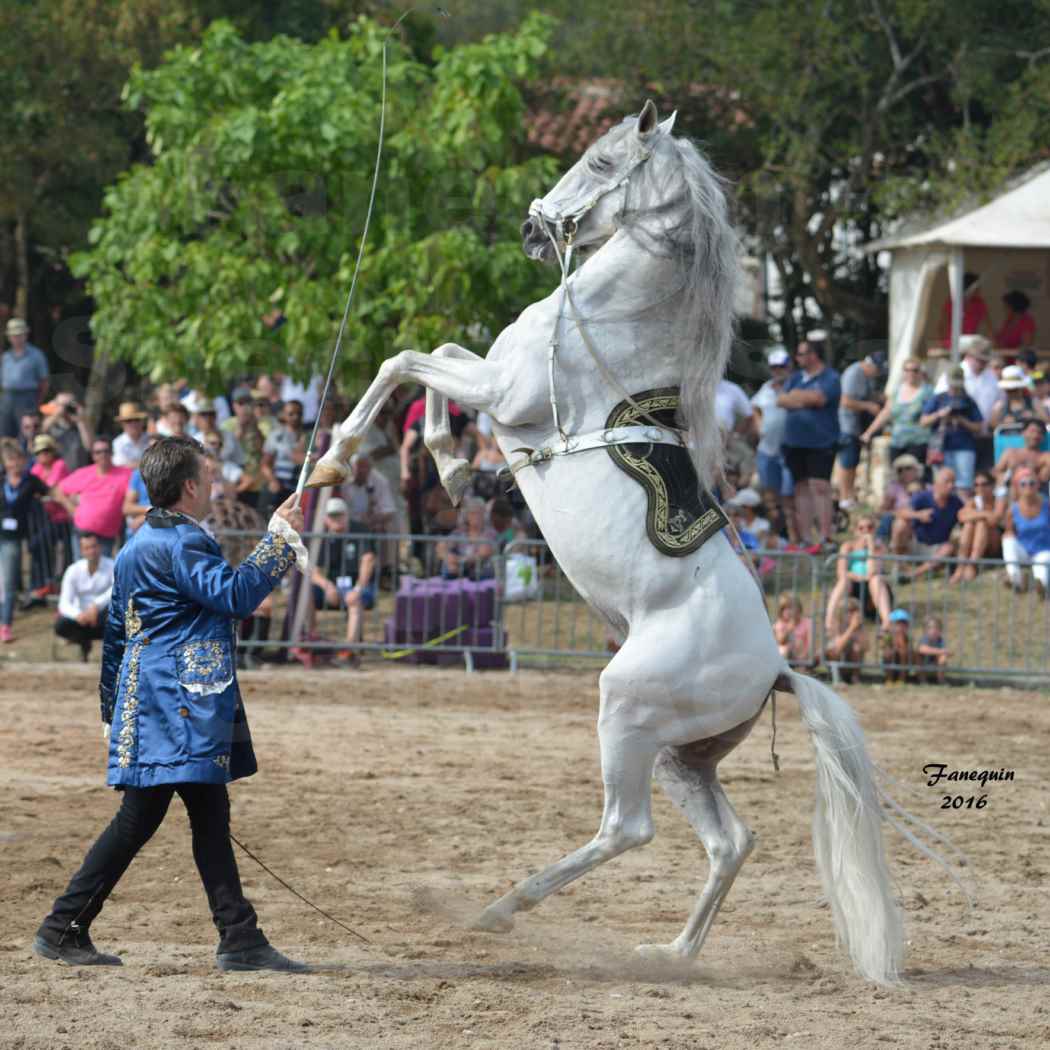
[604,387,728,557]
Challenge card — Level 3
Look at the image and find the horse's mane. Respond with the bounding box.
[618,130,739,490]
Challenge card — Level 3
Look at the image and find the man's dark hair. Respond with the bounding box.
[79,532,101,544]
[140,436,205,508]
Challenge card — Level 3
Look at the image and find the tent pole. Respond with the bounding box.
[949,248,964,365]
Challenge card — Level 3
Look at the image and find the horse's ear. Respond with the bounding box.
[636,99,659,139]
[658,110,677,136]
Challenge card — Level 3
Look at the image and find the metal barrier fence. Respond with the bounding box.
[232,530,1044,684]
[22,519,1050,684]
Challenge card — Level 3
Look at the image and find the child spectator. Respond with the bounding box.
[917,615,951,684]
[772,593,814,666]
[488,497,520,551]
[879,454,922,545]
[882,608,917,684]
[825,596,868,684]
[727,487,771,544]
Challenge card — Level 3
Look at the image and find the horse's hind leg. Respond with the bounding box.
[474,695,659,933]
[636,714,760,963]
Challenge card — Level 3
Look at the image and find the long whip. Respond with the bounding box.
[293,7,449,504]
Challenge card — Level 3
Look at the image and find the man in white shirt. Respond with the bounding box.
[53,532,114,661]
[111,403,151,467]
[934,334,1000,469]
[339,453,396,533]
[715,378,756,482]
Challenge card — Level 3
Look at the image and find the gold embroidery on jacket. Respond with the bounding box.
[179,641,226,678]
[243,531,295,578]
[116,642,143,769]
[125,597,142,639]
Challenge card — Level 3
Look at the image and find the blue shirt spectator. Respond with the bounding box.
[910,487,963,546]
[920,391,982,452]
[783,365,841,449]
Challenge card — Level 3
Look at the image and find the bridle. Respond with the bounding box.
[509,142,686,476]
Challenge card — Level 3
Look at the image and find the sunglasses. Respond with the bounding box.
[1018,479,1039,488]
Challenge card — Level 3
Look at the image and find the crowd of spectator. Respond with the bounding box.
[2,298,1048,679]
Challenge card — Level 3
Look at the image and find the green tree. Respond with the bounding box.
[72,14,559,390]
[438,0,1050,342]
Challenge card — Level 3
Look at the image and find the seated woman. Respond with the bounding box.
[950,471,1003,582]
[824,514,893,636]
[436,497,498,580]
[824,596,868,684]
[1001,467,1050,597]
[772,593,814,666]
[988,366,1049,428]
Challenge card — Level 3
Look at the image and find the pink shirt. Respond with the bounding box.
[60,465,133,538]
[31,458,71,523]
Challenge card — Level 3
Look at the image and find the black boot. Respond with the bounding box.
[216,943,312,973]
[33,922,122,967]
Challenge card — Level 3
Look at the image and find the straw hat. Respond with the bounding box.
[31,434,58,454]
[892,453,922,473]
[998,365,1031,391]
[115,401,148,423]
[958,334,991,360]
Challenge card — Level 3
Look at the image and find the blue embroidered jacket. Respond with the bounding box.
[100,508,296,787]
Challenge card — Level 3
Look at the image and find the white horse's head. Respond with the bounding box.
[521,99,677,262]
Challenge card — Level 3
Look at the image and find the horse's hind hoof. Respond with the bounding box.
[635,942,689,966]
[304,462,348,489]
[470,908,515,934]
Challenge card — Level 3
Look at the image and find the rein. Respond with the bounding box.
[515,148,686,476]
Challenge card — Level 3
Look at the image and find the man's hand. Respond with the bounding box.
[76,606,100,628]
[273,492,305,535]
[914,508,934,523]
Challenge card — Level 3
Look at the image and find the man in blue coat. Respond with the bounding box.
[34,436,311,971]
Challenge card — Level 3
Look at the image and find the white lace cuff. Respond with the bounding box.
[266,513,309,573]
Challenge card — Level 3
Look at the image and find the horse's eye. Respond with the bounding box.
[589,154,613,174]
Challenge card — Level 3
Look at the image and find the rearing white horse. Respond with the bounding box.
[308,101,909,983]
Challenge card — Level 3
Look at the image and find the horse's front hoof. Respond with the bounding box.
[470,907,515,934]
[305,462,348,489]
[442,461,473,507]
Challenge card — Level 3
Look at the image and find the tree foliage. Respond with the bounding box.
[439,0,1050,342]
[72,14,559,389]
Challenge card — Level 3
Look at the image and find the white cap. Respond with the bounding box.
[728,487,761,508]
[324,497,349,516]
[184,392,217,414]
[805,328,828,342]
[767,346,790,367]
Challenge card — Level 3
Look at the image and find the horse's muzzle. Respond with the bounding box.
[521,217,555,261]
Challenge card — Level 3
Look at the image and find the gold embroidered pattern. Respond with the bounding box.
[178,641,226,678]
[125,597,142,639]
[116,642,143,768]
[243,531,295,579]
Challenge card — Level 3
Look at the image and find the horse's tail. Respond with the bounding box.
[786,669,903,985]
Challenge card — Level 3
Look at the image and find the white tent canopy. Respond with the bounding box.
[866,164,1050,391]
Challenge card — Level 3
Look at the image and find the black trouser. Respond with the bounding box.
[54,615,106,649]
[39,783,266,954]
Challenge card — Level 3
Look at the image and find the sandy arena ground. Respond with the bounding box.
[2,664,1048,1050]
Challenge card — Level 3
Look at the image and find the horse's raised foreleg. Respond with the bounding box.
[306,345,506,488]
[474,667,659,933]
[635,719,758,964]
[424,345,484,507]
